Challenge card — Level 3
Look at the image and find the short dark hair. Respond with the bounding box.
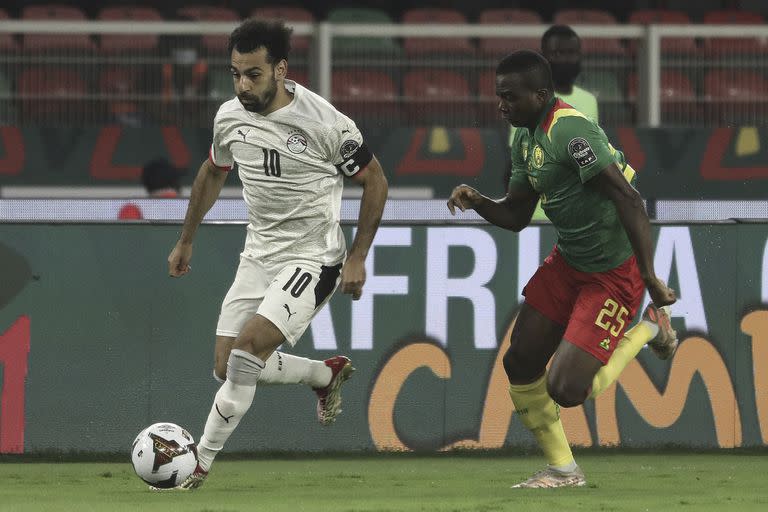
[541,24,580,48]
[496,50,554,93]
[142,158,183,193]
[228,18,292,63]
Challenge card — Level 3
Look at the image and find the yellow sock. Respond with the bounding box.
[590,321,656,399]
[509,375,573,467]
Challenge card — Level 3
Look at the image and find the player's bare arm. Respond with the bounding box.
[168,158,229,277]
[447,183,539,232]
[589,164,676,306]
[342,155,388,300]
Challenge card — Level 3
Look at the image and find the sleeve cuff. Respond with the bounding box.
[208,147,232,171]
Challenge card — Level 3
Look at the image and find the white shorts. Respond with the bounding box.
[216,256,343,346]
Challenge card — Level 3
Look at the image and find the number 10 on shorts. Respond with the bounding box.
[282,267,313,297]
[594,298,629,337]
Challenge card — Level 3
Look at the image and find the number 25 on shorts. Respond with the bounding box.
[594,298,629,337]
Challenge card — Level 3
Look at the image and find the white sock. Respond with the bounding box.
[197,349,264,471]
[258,351,332,388]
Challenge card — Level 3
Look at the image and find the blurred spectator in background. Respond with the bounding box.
[506,25,598,220]
[541,24,598,122]
[118,158,186,219]
[141,157,185,198]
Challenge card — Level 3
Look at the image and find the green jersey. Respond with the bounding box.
[509,97,637,272]
[509,86,599,222]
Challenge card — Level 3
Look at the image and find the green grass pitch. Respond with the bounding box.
[1,453,767,511]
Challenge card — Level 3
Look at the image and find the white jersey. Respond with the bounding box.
[209,80,370,265]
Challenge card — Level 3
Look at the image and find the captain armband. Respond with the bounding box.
[335,141,373,177]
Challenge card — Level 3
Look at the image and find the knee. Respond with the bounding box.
[546,373,589,408]
[232,336,273,362]
[232,335,255,353]
[232,317,283,361]
[503,344,539,383]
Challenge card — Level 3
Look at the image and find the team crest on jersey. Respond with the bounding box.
[286,131,308,154]
[532,145,544,169]
[340,139,360,160]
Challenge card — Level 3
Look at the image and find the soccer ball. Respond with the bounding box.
[130,422,198,488]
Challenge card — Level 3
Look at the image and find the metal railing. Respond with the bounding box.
[0,21,767,127]
[3,198,765,222]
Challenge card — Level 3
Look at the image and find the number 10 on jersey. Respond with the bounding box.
[262,148,281,177]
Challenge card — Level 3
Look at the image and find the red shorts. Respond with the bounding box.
[523,247,645,364]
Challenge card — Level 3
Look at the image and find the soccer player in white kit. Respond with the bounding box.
[166,19,388,489]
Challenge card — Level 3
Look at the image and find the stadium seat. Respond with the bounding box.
[332,70,400,125]
[478,9,542,57]
[0,70,15,123]
[98,67,142,123]
[18,67,89,123]
[0,9,18,52]
[402,69,475,125]
[739,0,768,17]
[703,69,768,124]
[628,70,698,123]
[287,71,309,89]
[251,7,314,52]
[22,5,96,51]
[477,70,501,125]
[98,67,140,96]
[702,10,765,56]
[705,10,765,26]
[208,67,233,101]
[477,70,497,99]
[402,8,474,57]
[98,7,163,53]
[628,10,697,55]
[252,6,313,21]
[177,6,240,54]
[665,0,722,20]
[552,9,624,55]
[327,8,400,55]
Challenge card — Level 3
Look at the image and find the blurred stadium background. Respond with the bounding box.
[0,0,767,214]
[2,4,768,505]
[1,0,768,128]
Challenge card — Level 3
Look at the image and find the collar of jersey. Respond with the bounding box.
[242,80,299,118]
[535,96,558,133]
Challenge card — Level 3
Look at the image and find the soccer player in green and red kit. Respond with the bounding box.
[447,50,678,488]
